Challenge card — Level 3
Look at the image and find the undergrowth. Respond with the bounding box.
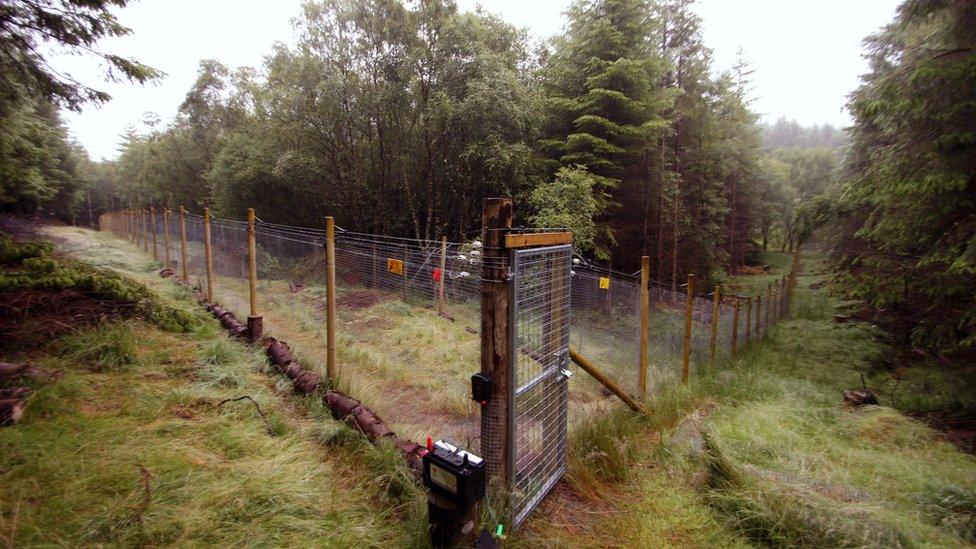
[0,230,199,333]
[517,250,976,547]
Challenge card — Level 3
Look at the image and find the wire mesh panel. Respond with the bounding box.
[508,244,572,527]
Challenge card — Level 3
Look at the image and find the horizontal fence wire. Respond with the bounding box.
[100,211,790,410]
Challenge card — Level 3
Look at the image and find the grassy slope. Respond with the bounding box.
[1,226,425,546]
[17,229,974,547]
[514,251,976,547]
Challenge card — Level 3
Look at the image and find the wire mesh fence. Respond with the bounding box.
[100,209,793,410]
[509,244,572,527]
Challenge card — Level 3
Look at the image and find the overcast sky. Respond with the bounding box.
[55,0,901,161]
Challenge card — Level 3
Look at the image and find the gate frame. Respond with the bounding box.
[506,242,573,527]
[479,197,574,530]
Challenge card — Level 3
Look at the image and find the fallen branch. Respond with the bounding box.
[218,395,275,435]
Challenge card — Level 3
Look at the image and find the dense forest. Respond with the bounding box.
[0,0,972,353]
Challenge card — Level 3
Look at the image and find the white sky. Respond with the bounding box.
[55,0,901,161]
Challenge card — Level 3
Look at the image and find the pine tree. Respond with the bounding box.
[834,0,976,352]
[541,0,670,259]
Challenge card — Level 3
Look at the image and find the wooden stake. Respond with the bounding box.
[570,349,643,413]
[178,206,189,282]
[203,207,215,301]
[325,216,337,383]
[162,208,171,270]
[150,207,158,261]
[639,256,650,400]
[682,273,695,384]
[765,283,773,335]
[709,285,720,361]
[438,236,447,315]
[480,198,512,500]
[731,297,740,358]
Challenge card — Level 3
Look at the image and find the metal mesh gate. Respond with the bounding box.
[508,244,572,526]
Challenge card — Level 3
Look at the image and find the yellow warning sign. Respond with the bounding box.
[387,258,404,275]
[599,277,610,290]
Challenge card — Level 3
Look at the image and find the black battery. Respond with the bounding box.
[422,440,486,509]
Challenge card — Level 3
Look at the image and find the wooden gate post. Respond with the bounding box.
[639,256,650,400]
[709,285,720,361]
[178,206,189,282]
[203,207,215,301]
[731,297,740,358]
[325,216,337,383]
[246,208,263,342]
[480,197,513,503]
[682,273,695,384]
[150,207,158,261]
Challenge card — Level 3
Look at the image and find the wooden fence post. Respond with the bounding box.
[162,208,171,270]
[731,297,740,358]
[325,216,337,383]
[480,197,512,504]
[780,276,787,319]
[438,236,447,315]
[371,242,377,288]
[402,243,409,298]
[150,207,158,261]
[141,209,149,251]
[639,255,650,400]
[203,207,215,301]
[709,285,720,361]
[787,244,801,313]
[682,273,695,384]
[744,296,752,344]
[765,283,773,334]
[178,206,189,282]
[246,208,263,342]
[755,295,762,339]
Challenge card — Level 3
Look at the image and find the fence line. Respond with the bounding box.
[99,208,796,403]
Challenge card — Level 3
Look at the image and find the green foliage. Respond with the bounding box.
[832,0,976,352]
[529,166,603,254]
[112,1,540,239]
[0,232,199,332]
[0,0,161,109]
[0,230,53,263]
[0,92,87,219]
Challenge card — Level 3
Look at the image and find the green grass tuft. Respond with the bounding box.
[56,322,141,372]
